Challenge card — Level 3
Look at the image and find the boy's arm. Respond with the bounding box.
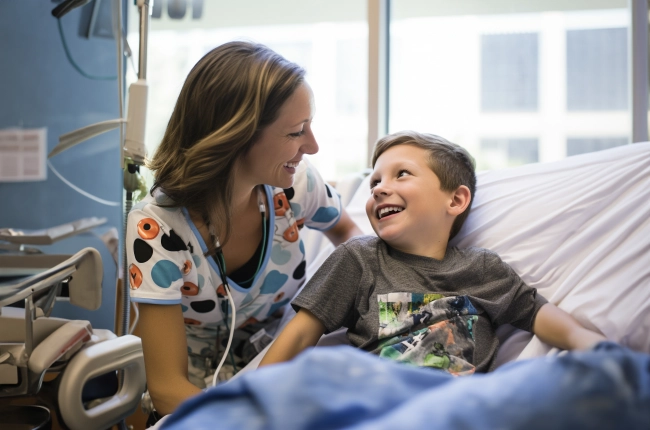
[532,303,606,350]
[323,208,364,246]
[259,308,326,367]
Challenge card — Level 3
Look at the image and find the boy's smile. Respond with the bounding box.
[366,144,458,258]
[376,205,404,220]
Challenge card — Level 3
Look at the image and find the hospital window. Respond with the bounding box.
[129,1,633,180]
[127,0,368,184]
[566,28,628,111]
[566,137,628,156]
[481,33,539,112]
[388,0,629,170]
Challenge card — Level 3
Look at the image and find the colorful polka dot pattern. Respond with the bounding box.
[128,215,190,293]
[151,260,182,288]
[125,158,342,376]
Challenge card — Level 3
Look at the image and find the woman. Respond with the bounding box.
[126,41,362,416]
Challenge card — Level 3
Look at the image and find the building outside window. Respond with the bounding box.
[389,0,629,171]
[481,33,539,112]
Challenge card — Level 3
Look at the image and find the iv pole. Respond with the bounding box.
[121,0,150,339]
[48,0,150,337]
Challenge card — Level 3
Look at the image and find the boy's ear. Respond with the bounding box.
[448,185,471,216]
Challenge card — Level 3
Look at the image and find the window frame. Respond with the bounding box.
[368,0,649,169]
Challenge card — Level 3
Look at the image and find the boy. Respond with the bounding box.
[260,131,605,374]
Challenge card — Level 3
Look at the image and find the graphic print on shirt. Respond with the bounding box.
[374,293,479,376]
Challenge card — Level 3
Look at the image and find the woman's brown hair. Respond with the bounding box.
[148,41,305,251]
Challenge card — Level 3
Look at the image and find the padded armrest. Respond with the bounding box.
[28,320,92,375]
[58,335,146,430]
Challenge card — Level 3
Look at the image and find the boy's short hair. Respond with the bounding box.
[371,131,477,240]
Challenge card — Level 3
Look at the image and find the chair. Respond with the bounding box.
[0,246,146,429]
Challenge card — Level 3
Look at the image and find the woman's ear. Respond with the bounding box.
[448,185,471,216]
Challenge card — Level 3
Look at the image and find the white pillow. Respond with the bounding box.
[344,142,650,360]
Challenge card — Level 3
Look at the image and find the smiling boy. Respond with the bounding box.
[260,131,606,374]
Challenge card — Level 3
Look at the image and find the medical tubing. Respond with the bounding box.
[47,160,120,206]
[213,283,236,388]
[211,250,237,387]
[240,186,268,284]
[213,188,266,381]
[56,18,117,80]
[221,302,239,373]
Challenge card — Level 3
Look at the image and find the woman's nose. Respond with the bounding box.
[301,129,319,155]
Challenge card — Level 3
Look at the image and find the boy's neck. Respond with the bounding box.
[388,238,450,261]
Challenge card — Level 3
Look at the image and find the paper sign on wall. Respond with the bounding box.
[0,128,47,182]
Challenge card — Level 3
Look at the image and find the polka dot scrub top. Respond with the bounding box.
[125,159,342,330]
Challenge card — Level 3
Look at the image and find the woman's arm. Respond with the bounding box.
[323,208,363,246]
[532,303,607,351]
[138,303,203,416]
[259,309,326,367]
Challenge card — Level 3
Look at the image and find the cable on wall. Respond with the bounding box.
[47,159,120,206]
[56,17,117,80]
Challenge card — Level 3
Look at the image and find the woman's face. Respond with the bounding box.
[239,82,319,189]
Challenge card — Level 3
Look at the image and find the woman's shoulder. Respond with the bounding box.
[128,190,188,230]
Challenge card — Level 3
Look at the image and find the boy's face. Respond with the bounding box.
[366,144,458,256]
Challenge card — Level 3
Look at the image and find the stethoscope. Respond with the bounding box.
[209,186,267,387]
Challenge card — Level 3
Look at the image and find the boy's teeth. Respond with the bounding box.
[284,162,299,168]
[378,206,403,218]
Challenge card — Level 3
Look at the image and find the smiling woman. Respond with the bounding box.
[124,41,362,420]
[238,83,319,189]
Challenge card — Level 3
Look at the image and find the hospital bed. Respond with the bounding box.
[152,140,650,429]
[235,140,650,376]
[0,229,146,429]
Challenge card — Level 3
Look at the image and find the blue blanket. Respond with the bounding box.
[162,342,650,430]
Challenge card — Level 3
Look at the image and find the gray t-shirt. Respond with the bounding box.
[292,236,547,374]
